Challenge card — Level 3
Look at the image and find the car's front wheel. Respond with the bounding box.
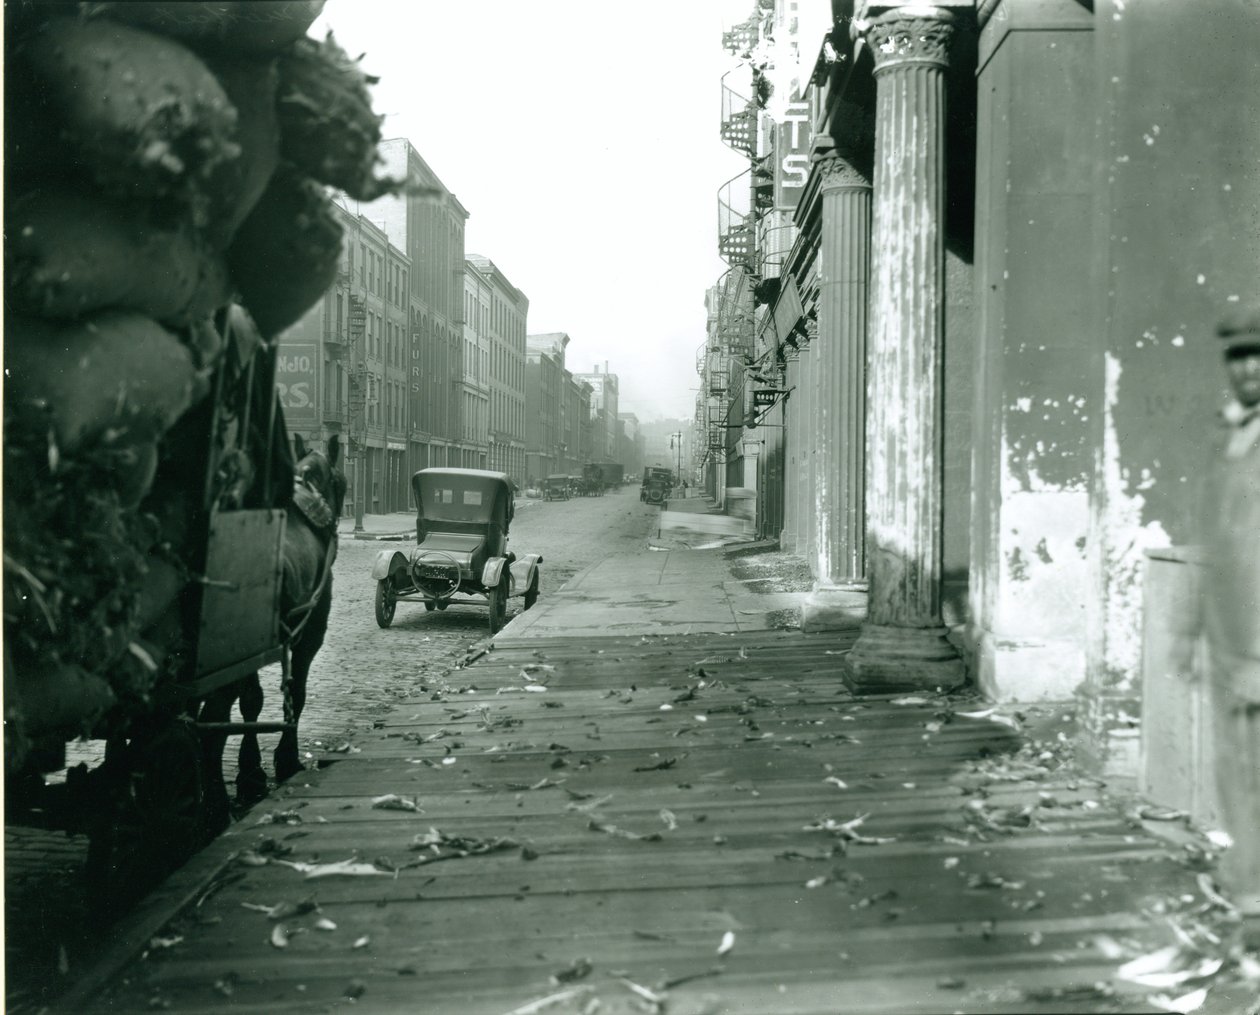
[375,577,397,628]
[523,573,540,610]
[487,583,507,634]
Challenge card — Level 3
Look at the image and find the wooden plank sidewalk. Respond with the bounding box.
[84,630,1209,1014]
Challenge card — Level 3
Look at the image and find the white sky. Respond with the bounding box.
[314,0,753,422]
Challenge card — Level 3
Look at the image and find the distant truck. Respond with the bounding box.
[596,462,624,488]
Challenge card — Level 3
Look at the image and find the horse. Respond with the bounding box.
[232,432,346,803]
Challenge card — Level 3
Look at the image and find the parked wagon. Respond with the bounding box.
[581,462,605,497]
[6,308,296,913]
[371,469,543,634]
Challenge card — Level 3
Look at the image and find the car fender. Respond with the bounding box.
[371,549,410,581]
[481,556,512,589]
[509,553,543,591]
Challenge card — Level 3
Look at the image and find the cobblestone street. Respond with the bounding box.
[268,487,655,762]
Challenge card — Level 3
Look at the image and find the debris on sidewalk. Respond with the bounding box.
[804,813,896,846]
[371,793,422,812]
[407,826,521,865]
[268,857,394,879]
[549,957,593,985]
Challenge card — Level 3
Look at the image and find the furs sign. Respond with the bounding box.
[277,343,316,422]
[775,99,812,210]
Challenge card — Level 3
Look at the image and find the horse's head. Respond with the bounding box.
[293,434,348,522]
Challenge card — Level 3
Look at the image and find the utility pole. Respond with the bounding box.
[670,430,683,494]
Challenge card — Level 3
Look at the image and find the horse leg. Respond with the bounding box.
[235,673,268,804]
[275,587,331,784]
[196,686,236,842]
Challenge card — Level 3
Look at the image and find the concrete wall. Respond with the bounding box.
[1082,0,1260,770]
[968,0,1096,700]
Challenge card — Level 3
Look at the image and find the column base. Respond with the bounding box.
[842,623,966,693]
[800,582,868,632]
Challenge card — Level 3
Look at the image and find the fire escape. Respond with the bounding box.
[705,5,775,469]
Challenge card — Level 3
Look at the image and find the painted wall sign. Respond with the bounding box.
[775,98,812,209]
[277,343,316,420]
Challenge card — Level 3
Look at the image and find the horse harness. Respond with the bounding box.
[283,475,339,645]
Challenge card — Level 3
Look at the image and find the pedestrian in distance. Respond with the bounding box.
[1202,304,1260,918]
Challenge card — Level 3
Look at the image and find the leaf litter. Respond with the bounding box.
[406,826,521,866]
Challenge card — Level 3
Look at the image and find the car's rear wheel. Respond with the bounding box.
[487,583,508,634]
[524,573,540,610]
[375,577,396,628]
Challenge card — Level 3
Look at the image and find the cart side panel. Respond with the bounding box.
[195,509,286,687]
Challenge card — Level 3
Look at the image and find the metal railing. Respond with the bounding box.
[718,169,754,269]
[720,72,757,158]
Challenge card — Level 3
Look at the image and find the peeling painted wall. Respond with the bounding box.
[968,2,1096,700]
[1082,0,1260,773]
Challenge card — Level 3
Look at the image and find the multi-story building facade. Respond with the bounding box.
[468,255,528,485]
[617,412,645,478]
[276,196,413,515]
[561,373,593,474]
[374,139,469,478]
[525,333,568,482]
[460,264,491,470]
[572,364,620,463]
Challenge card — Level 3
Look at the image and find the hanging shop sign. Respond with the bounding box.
[774,97,812,210]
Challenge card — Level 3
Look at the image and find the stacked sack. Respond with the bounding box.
[3,1,405,768]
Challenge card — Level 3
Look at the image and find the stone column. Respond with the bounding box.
[797,334,816,561]
[803,152,872,631]
[844,7,965,690]
[780,355,799,550]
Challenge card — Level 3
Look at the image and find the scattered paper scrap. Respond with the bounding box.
[272,858,392,879]
[1148,988,1209,1013]
[372,794,421,812]
[499,987,596,1015]
[717,931,735,956]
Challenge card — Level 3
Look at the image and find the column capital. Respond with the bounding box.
[865,7,955,72]
[817,151,871,192]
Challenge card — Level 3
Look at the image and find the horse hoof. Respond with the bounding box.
[235,770,269,806]
[200,786,232,846]
[274,758,307,785]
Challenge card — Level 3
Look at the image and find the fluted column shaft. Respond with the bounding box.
[816,156,871,585]
[802,155,871,631]
[781,355,799,549]
[796,342,814,555]
[844,8,964,690]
